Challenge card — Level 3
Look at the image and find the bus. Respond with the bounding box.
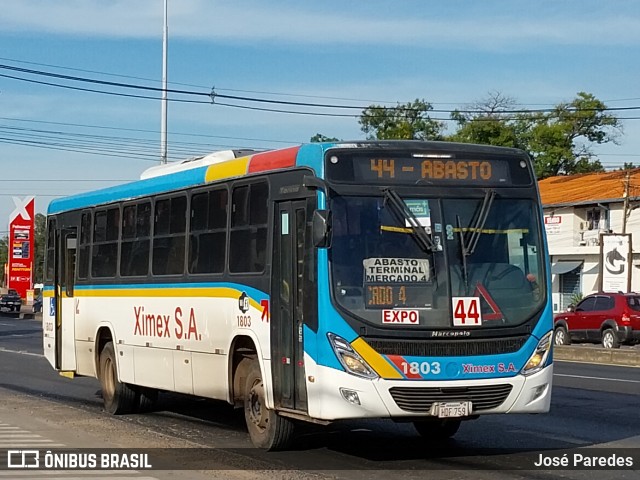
[43,141,553,450]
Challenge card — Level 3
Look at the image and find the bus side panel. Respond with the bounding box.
[74,339,95,377]
[192,352,228,399]
[134,345,175,391]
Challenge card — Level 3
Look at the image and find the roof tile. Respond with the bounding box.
[538,169,640,206]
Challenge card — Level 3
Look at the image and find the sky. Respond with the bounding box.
[1,0,640,231]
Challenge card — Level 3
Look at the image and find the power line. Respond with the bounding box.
[2,63,640,117]
[0,116,297,145]
[5,55,640,108]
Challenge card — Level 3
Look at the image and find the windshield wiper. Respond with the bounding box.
[383,189,436,253]
[456,189,496,292]
[462,189,496,257]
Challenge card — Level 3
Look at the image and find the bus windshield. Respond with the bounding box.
[329,193,545,328]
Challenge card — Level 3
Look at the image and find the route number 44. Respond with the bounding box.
[452,297,483,326]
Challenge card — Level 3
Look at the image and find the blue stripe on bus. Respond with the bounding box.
[72,282,268,300]
[47,143,334,216]
[47,166,210,214]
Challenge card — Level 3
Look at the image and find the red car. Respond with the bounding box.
[553,292,640,348]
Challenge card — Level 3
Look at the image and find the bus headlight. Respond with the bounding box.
[521,331,552,376]
[327,333,378,379]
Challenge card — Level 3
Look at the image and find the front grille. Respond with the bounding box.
[364,336,528,357]
[389,384,513,413]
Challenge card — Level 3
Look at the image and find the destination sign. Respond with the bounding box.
[363,258,430,283]
[363,258,432,309]
[325,151,533,186]
[366,284,432,309]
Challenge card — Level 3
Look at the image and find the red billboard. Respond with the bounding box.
[7,196,35,299]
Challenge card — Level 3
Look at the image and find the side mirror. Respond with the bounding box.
[312,210,331,247]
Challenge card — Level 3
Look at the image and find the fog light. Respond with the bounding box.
[339,388,361,405]
[531,384,548,402]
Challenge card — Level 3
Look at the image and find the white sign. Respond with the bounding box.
[363,258,430,283]
[544,215,561,235]
[382,309,420,325]
[600,234,631,292]
[451,297,483,326]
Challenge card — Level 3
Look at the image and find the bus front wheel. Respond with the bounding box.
[99,341,137,415]
[413,418,462,440]
[243,358,294,450]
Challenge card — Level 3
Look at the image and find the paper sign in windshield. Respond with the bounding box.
[403,199,431,229]
[363,258,430,283]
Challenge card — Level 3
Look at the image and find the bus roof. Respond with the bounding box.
[47,143,328,215]
[47,140,528,215]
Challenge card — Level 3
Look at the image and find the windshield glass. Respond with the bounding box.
[329,194,545,328]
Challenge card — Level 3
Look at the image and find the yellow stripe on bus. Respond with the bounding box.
[351,337,403,379]
[74,287,263,310]
[204,157,250,182]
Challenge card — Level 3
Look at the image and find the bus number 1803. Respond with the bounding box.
[400,361,441,376]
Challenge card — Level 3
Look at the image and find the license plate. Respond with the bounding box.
[431,401,472,418]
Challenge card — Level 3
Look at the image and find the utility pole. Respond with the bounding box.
[622,170,630,234]
[160,0,168,164]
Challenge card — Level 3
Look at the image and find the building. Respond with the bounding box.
[538,169,640,312]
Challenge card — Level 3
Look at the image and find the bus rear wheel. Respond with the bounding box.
[413,418,462,440]
[242,358,294,450]
[99,341,137,414]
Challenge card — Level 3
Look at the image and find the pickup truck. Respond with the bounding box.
[0,289,22,312]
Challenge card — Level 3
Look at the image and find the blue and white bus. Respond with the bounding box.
[43,141,552,450]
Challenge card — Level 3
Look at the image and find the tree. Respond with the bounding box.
[34,213,46,284]
[0,235,7,286]
[447,91,620,179]
[448,91,526,149]
[359,99,445,140]
[525,92,620,178]
[310,133,340,143]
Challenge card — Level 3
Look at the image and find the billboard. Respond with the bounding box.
[7,196,35,299]
[599,233,632,293]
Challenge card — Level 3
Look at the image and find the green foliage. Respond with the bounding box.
[570,292,584,306]
[0,236,7,282]
[310,133,340,143]
[526,92,618,178]
[444,91,619,179]
[34,213,45,284]
[359,99,445,141]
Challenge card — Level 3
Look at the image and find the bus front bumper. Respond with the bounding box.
[303,355,553,421]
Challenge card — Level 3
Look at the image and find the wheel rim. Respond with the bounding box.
[603,332,613,348]
[555,330,565,345]
[103,357,116,401]
[247,378,267,431]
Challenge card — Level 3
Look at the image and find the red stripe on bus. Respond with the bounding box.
[247,146,300,173]
[387,355,422,379]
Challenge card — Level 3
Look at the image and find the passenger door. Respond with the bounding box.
[53,228,78,371]
[271,199,310,412]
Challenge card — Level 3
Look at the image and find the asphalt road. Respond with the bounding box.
[0,313,638,479]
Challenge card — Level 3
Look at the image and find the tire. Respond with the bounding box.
[242,357,294,450]
[137,386,159,412]
[601,328,620,349]
[98,341,138,414]
[414,418,462,440]
[554,326,570,346]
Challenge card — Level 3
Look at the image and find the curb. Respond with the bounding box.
[554,345,640,367]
